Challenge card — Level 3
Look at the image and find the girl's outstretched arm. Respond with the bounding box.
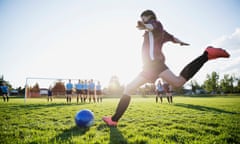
[172,37,190,46]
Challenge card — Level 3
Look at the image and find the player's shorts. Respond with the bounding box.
[96,90,102,95]
[157,91,164,95]
[76,90,83,94]
[140,60,168,82]
[84,89,88,95]
[2,92,8,95]
[89,90,94,95]
[66,90,72,95]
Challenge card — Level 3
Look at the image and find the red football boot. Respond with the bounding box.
[205,46,230,60]
[102,116,118,126]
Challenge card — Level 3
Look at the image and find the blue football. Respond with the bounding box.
[75,109,94,128]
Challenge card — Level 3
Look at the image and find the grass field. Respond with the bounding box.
[0,96,240,144]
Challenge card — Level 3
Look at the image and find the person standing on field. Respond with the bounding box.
[66,79,73,103]
[163,81,171,104]
[167,84,173,104]
[88,79,96,103]
[1,83,9,102]
[76,79,83,103]
[83,80,88,102]
[102,9,230,126]
[47,87,53,102]
[96,81,103,102]
[156,80,164,103]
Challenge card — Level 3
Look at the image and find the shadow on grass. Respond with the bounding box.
[8,102,88,110]
[96,123,128,144]
[174,103,237,114]
[109,127,127,144]
[50,126,89,143]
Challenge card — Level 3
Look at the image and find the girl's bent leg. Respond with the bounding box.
[159,50,209,88]
[159,69,186,88]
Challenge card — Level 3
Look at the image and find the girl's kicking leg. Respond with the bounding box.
[102,75,148,126]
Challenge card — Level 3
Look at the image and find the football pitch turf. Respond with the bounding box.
[0,96,240,144]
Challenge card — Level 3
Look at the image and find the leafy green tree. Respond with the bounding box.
[203,71,219,93]
[220,74,232,93]
[221,74,237,93]
[229,75,235,93]
[236,77,240,93]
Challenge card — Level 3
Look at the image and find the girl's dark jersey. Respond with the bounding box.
[142,19,174,65]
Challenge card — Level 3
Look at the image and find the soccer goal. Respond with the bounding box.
[24,77,101,103]
[24,77,79,103]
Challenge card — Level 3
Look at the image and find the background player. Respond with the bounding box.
[166,84,173,104]
[66,79,73,103]
[156,80,164,103]
[1,82,9,102]
[76,79,83,103]
[96,81,102,102]
[88,79,95,103]
[47,87,53,102]
[83,80,88,102]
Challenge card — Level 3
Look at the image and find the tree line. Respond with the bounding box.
[190,71,240,94]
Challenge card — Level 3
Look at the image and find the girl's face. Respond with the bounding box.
[141,15,152,23]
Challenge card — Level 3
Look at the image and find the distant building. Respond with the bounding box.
[40,88,48,96]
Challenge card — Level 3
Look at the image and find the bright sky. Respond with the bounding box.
[0,0,240,88]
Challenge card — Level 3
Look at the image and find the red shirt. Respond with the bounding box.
[142,19,174,65]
